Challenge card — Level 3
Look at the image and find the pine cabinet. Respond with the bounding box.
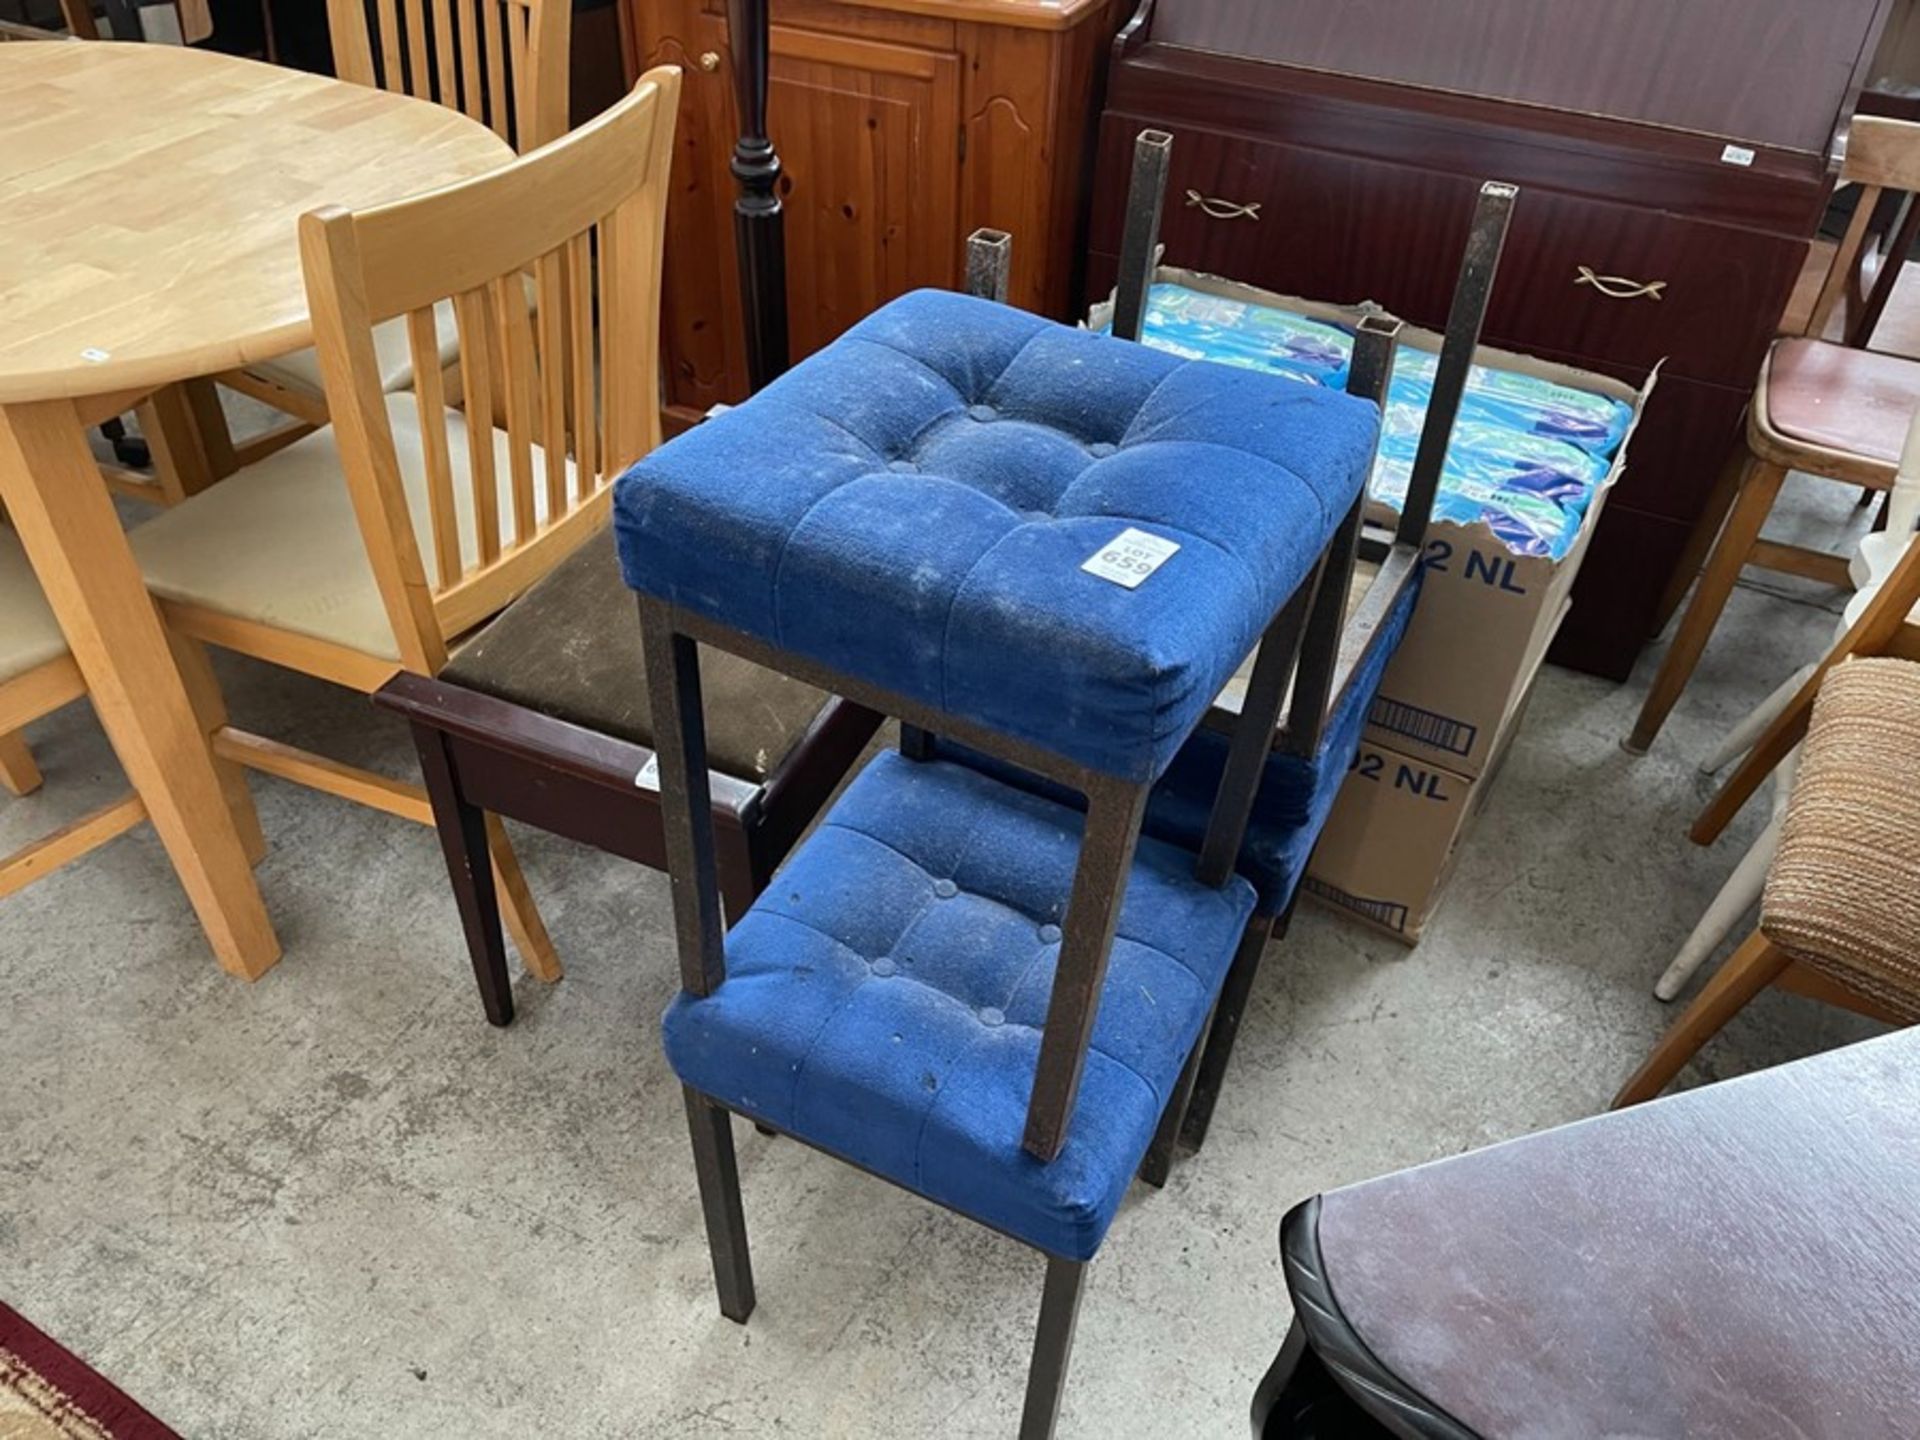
[623,0,1126,427]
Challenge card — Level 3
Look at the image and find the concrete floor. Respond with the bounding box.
[0,475,1887,1437]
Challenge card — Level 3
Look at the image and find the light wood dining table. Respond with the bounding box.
[0,40,512,977]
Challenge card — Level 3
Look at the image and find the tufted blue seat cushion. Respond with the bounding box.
[614,290,1381,783]
[662,751,1257,1260]
[932,569,1422,917]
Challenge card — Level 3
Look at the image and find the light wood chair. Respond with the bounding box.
[124,68,681,992]
[1630,114,1920,753]
[2,522,263,905]
[222,0,573,430]
[1616,493,1920,1102]
[1651,404,1920,1001]
[1615,655,1920,1107]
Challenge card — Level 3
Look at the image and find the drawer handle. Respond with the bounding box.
[1185,189,1261,222]
[1575,264,1668,301]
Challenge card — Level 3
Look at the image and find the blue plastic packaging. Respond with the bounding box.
[1117,282,1631,561]
[1390,345,1634,459]
[1120,284,1352,386]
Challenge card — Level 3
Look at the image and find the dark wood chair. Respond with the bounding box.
[374,538,881,1025]
[371,8,874,1027]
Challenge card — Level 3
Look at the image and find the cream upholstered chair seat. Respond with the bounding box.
[247,273,534,400]
[131,394,569,661]
[244,301,458,400]
[0,527,67,685]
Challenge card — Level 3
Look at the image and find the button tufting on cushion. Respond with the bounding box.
[614,290,1381,782]
[661,751,1257,1259]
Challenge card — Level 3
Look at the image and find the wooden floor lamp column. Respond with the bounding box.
[726,0,788,391]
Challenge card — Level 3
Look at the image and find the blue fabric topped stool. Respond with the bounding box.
[613,289,1381,782]
[663,750,1257,1260]
[931,566,1423,918]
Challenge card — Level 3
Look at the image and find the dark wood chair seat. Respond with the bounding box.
[377,537,882,1027]
[1763,337,1919,470]
[442,538,830,784]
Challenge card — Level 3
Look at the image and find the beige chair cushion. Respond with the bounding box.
[245,299,458,398]
[132,395,567,662]
[0,526,68,687]
[1762,656,1920,1021]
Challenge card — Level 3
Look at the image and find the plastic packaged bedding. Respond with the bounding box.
[1389,345,1633,459]
[1115,282,1632,561]
[1120,284,1353,386]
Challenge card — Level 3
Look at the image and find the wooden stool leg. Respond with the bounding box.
[684,1088,756,1323]
[1628,459,1787,753]
[485,814,563,983]
[1651,438,1747,638]
[0,731,42,797]
[1612,931,1791,1108]
[411,722,514,1027]
[1019,1255,1088,1440]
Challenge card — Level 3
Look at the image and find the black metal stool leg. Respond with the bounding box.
[1179,913,1278,1151]
[684,1088,756,1323]
[1019,1255,1087,1440]
[410,721,514,1027]
[1140,1019,1208,1188]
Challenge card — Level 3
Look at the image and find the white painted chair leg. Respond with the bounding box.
[1654,821,1779,1000]
[1701,663,1815,777]
[1657,745,1800,1001]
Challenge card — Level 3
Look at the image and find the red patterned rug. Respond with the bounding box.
[0,1302,179,1439]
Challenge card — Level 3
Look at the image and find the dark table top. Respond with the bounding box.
[1312,1028,1920,1440]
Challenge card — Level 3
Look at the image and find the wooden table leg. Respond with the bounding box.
[140,378,237,504]
[0,398,280,978]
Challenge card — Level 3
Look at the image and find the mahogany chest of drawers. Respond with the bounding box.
[1089,0,1896,678]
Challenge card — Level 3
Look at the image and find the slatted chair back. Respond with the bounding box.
[1806,115,1920,342]
[327,0,571,152]
[298,67,679,676]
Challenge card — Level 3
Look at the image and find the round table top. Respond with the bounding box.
[0,41,513,405]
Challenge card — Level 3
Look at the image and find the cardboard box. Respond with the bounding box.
[1091,268,1654,779]
[1302,607,1559,944]
[1362,516,1581,778]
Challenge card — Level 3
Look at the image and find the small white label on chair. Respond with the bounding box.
[80,347,110,363]
[635,755,661,790]
[1720,143,1755,167]
[1082,528,1180,589]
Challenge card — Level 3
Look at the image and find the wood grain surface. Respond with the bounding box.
[0,41,511,402]
[1317,1028,1920,1438]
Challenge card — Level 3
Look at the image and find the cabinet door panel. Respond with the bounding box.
[649,27,750,422]
[731,20,961,373]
